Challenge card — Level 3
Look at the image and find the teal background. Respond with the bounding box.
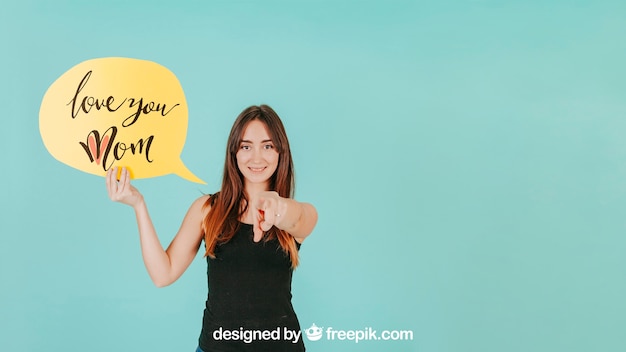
[1,0,625,351]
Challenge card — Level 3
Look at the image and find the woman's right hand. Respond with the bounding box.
[106,167,144,208]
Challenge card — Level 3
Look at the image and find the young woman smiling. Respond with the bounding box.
[106,105,317,351]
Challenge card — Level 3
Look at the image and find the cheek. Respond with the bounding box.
[235,152,247,170]
[269,152,279,166]
[271,155,280,175]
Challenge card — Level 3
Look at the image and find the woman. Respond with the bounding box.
[106,105,318,351]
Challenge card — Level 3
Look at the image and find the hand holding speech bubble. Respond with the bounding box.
[39,57,205,184]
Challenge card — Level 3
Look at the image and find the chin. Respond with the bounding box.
[244,175,271,185]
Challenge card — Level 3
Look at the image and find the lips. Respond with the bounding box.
[248,167,266,173]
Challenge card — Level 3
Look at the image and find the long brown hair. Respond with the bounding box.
[202,105,299,267]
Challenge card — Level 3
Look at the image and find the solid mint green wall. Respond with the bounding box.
[1,1,625,351]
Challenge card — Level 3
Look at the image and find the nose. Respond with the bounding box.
[252,146,263,162]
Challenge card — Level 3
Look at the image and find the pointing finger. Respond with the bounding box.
[261,198,278,231]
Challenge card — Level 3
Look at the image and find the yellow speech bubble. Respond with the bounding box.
[39,57,205,184]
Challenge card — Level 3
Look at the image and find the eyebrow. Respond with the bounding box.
[240,139,273,144]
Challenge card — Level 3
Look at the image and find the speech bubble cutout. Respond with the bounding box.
[39,57,205,184]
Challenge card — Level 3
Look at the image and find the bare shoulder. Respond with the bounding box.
[191,194,212,217]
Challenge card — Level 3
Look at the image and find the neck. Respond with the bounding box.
[244,181,270,196]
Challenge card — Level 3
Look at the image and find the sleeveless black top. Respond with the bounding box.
[198,223,305,351]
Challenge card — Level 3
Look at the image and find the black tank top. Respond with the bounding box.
[198,223,305,351]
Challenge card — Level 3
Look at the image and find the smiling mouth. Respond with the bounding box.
[249,167,266,173]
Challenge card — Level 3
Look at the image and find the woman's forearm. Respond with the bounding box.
[133,200,173,287]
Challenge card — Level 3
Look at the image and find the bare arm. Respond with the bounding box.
[106,167,207,287]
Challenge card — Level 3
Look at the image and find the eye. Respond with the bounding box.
[264,144,274,150]
[240,144,251,150]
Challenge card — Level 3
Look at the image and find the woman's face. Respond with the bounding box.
[236,120,279,189]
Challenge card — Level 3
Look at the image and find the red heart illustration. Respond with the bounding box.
[79,129,115,166]
[87,134,110,165]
